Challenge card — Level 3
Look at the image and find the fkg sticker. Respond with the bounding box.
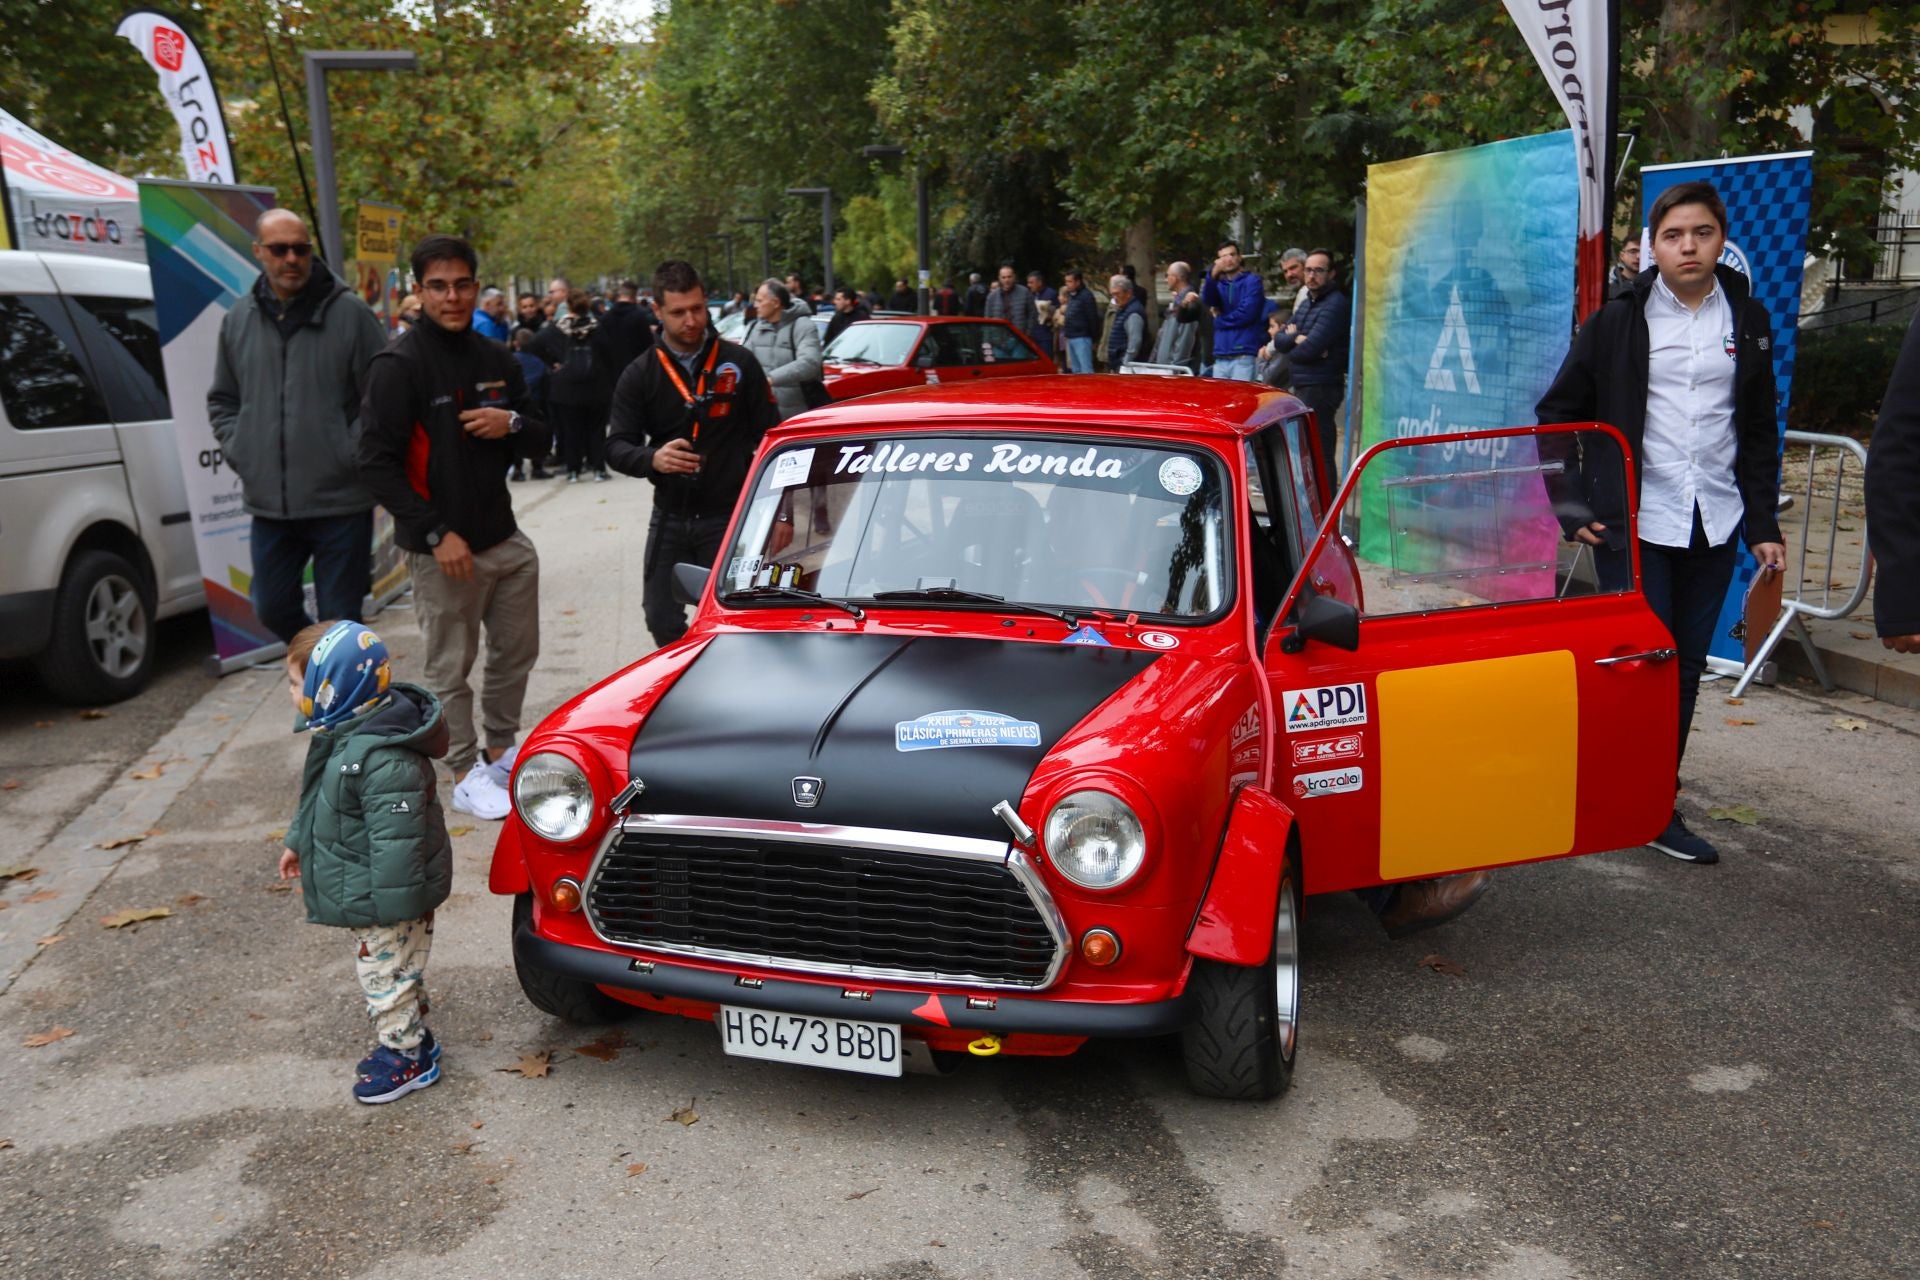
[1282,682,1368,733]
[1291,733,1363,766]
[895,709,1042,752]
[1292,766,1363,799]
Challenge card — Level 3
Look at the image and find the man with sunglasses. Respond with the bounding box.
[209,209,389,644]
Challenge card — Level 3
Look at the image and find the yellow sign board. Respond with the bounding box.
[355,200,401,263]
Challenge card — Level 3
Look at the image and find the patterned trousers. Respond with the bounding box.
[352,913,433,1051]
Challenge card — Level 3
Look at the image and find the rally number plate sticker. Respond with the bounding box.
[717,1005,903,1078]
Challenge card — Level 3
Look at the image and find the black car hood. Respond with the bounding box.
[627,632,1156,841]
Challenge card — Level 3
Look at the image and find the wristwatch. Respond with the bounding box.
[425,526,448,548]
[508,411,525,435]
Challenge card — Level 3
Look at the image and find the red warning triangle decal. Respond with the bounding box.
[911,994,949,1026]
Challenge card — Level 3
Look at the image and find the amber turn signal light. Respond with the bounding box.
[549,877,583,913]
[1079,928,1121,966]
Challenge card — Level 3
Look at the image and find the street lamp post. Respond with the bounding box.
[861,144,930,316]
[302,50,419,271]
[737,216,771,282]
[709,233,737,298]
[785,187,834,297]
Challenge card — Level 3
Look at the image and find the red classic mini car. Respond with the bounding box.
[819,316,1055,402]
[492,377,1676,1098]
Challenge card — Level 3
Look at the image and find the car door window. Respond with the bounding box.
[0,294,111,429]
[67,296,170,421]
[980,323,1039,365]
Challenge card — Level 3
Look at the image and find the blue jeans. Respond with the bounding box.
[1214,354,1258,382]
[249,512,373,643]
[1066,337,1095,374]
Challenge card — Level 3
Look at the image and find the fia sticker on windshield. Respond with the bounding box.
[1158,456,1203,496]
[1137,630,1179,650]
[896,709,1042,752]
[1062,624,1112,646]
[1282,682,1368,733]
[770,448,815,489]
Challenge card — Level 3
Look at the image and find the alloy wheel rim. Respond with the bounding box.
[1273,873,1300,1060]
[84,574,148,679]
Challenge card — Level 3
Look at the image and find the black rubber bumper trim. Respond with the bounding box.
[514,921,1192,1039]
[0,589,55,659]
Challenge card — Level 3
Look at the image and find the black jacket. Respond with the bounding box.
[603,332,779,518]
[358,316,541,554]
[1867,309,1920,636]
[824,302,870,348]
[530,315,618,408]
[1535,264,1782,547]
[601,300,656,374]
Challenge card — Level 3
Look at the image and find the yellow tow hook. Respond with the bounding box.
[967,1034,1003,1057]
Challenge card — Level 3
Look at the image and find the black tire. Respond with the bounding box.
[33,550,156,705]
[511,893,635,1024]
[1180,849,1301,1100]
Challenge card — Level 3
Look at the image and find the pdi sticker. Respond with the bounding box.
[1282,682,1368,733]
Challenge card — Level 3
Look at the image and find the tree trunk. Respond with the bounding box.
[1124,214,1158,341]
[1657,0,1738,157]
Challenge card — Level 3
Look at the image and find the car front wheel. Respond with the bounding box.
[34,549,155,705]
[511,893,635,1024]
[1179,847,1300,1100]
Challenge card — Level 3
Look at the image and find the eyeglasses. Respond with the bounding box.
[423,278,479,297]
[1303,266,1331,276]
[260,241,313,258]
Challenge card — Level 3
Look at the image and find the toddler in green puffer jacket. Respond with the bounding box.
[278,620,453,1104]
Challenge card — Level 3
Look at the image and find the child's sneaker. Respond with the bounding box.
[353,1043,440,1104]
[451,761,511,820]
[419,1027,442,1063]
[483,743,519,790]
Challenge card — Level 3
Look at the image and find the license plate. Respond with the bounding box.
[717,1005,903,1078]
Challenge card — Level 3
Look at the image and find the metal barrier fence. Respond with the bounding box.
[1729,429,1874,698]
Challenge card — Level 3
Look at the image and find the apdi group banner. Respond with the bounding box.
[1640,152,1813,665]
[138,178,283,665]
[1357,130,1580,599]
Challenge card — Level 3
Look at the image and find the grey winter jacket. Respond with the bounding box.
[743,310,824,421]
[287,683,453,929]
[207,271,388,519]
[985,283,1040,340]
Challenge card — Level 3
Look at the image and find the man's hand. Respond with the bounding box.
[459,406,514,439]
[278,847,300,881]
[652,437,701,475]
[1750,541,1787,573]
[1571,521,1609,547]
[434,529,474,580]
[1884,633,1920,654]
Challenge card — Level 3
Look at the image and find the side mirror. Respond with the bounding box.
[1280,585,1359,653]
[672,561,710,606]
[914,353,937,369]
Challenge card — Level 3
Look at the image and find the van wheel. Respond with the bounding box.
[1180,849,1301,1100]
[511,894,634,1024]
[34,550,155,705]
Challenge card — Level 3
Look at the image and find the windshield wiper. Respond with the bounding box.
[723,584,866,620]
[870,587,1077,627]
[831,356,880,365]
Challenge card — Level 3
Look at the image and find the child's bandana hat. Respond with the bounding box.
[299,622,393,731]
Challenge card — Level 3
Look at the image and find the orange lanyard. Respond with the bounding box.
[656,341,722,439]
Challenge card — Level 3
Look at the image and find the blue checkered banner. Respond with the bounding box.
[1641,151,1814,663]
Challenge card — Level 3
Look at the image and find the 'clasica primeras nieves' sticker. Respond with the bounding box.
[1158,456,1203,496]
[895,709,1043,752]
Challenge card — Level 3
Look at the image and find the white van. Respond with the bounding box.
[0,249,204,703]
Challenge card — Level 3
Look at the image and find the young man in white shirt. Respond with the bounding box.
[1536,181,1787,865]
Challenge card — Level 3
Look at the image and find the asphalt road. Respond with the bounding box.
[0,476,1914,1280]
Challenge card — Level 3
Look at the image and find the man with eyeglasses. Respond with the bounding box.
[1268,249,1351,478]
[358,234,545,820]
[208,208,389,644]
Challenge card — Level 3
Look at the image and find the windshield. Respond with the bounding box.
[721,434,1231,619]
[824,322,919,366]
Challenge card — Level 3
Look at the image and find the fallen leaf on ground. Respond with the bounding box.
[667,1098,699,1126]
[1850,631,1875,641]
[100,906,172,928]
[1724,697,1745,706]
[1,780,18,790]
[21,889,58,904]
[1832,717,1867,732]
[475,1031,493,1042]
[175,892,207,907]
[496,1050,552,1079]
[0,1138,13,1151]
[0,901,8,910]
[264,882,291,893]
[97,834,149,850]
[451,1140,477,1155]
[78,709,110,720]
[36,934,64,947]
[24,1026,74,1048]
[574,1030,626,1062]
[1724,718,1757,727]
[1419,953,1467,978]
[32,720,53,729]
[1707,804,1762,825]
[0,865,39,884]
[845,1186,880,1201]
[561,609,577,616]
[1810,1220,1835,1229]
[928,1240,945,1248]
[626,1162,648,1177]
[447,825,475,838]
[266,829,287,841]
[245,1012,266,1020]
[471,1121,484,1129]
[128,762,167,781]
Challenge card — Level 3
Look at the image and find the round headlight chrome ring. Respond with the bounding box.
[1042,789,1148,891]
[512,750,596,843]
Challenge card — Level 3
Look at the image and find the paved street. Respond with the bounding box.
[1,474,1915,1280]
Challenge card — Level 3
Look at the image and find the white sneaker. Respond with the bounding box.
[451,761,511,820]
[483,743,519,789]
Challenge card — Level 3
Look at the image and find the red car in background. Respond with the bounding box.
[821,316,1055,401]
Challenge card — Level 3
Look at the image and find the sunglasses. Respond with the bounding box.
[260,241,314,259]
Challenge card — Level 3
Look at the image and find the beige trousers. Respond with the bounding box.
[353,913,433,1052]
[408,530,540,772]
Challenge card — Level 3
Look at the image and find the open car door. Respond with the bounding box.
[1264,424,1679,895]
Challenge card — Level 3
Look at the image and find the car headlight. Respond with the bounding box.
[1043,790,1146,890]
[512,751,595,842]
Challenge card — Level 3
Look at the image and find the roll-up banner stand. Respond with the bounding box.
[1639,152,1815,672]
[352,198,408,611]
[115,9,240,185]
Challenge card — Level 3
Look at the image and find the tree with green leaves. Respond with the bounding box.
[0,0,177,174]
